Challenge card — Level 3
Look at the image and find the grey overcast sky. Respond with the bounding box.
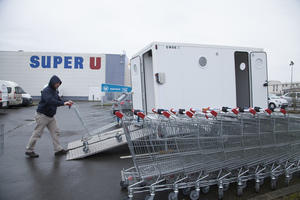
[0,0,299,83]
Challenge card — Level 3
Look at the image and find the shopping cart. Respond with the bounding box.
[117,107,300,200]
[71,102,123,153]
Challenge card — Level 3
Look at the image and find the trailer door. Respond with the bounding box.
[130,56,145,110]
[250,52,268,108]
[235,51,250,107]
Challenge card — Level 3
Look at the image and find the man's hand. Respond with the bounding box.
[64,100,73,107]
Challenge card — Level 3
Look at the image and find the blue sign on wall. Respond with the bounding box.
[101,84,132,93]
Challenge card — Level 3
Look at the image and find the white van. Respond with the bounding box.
[19,87,33,106]
[0,84,9,108]
[0,80,22,106]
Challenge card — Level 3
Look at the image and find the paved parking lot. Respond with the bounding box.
[0,102,300,200]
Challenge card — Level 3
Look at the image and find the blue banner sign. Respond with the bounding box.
[101,84,132,93]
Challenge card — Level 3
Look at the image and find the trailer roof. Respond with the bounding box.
[131,42,264,59]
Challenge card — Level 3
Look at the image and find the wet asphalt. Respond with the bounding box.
[0,102,300,200]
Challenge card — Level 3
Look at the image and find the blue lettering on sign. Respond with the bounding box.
[74,57,84,69]
[30,56,40,68]
[41,56,51,68]
[29,56,85,69]
[53,56,63,68]
[64,56,72,69]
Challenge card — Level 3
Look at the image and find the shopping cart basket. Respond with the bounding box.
[117,108,300,200]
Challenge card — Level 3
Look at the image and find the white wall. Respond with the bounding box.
[0,51,106,99]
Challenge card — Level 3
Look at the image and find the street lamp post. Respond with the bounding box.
[290,61,294,91]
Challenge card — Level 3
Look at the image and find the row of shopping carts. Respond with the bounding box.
[116,107,300,200]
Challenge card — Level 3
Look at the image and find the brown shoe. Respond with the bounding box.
[55,149,69,155]
[25,152,39,158]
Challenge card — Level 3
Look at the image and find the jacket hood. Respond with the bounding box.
[48,75,62,89]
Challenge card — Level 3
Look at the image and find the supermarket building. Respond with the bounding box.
[0,51,131,101]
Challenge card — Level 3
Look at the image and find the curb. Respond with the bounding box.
[248,183,300,200]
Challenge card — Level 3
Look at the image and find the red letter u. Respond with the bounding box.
[90,57,101,70]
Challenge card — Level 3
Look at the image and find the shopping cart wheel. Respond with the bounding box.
[182,187,191,196]
[120,180,128,188]
[285,175,291,187]
[145,194,154,200]
[115,132,122,140]
[189,190,199,200]
[82,146,89,153]
[271,179,276,190]
[255,182,260,193]
[222,183,229,191]
[237,185,243,196]
[202,186,210,194]
[168,192,178,200]
[241,181,247,189]
[218,188,224,200]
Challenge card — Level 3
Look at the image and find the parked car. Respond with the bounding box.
[268,93,288,109]
[0,84,9,108]
[281,92,300,107]
[20,87,33,106]
[0,80,22,106]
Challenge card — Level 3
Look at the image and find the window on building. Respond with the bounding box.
[273,85,275,91]
[276,85,278,91]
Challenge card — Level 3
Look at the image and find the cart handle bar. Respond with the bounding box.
[115,111,124,119]
[137,112,146,119]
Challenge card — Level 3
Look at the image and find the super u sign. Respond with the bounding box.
[29,56,101,70]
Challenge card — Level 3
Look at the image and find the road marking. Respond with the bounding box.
[28,121,36,125]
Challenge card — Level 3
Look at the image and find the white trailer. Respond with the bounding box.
[130,42,268,113]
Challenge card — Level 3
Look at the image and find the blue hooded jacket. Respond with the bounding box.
[37,75,64,117]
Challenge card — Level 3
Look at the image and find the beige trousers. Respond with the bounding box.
[26,112,62,153]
